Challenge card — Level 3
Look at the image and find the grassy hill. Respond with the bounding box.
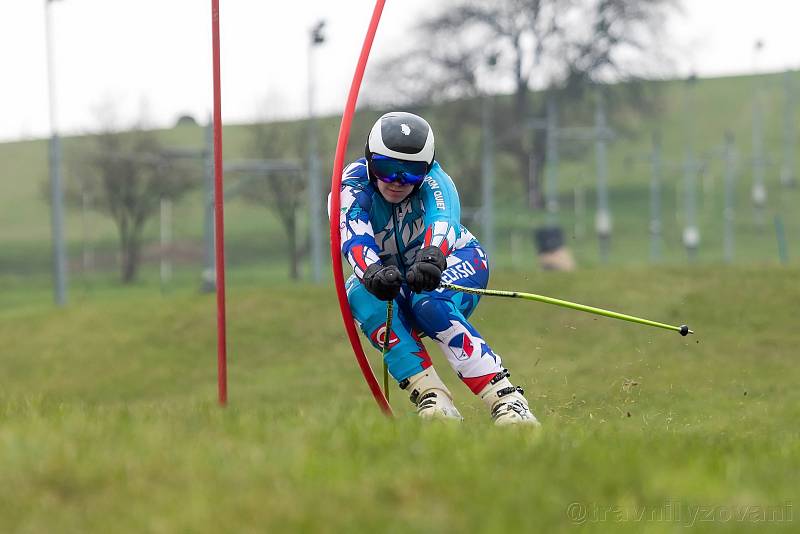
[1,71,798,288]
[0,266,798,532]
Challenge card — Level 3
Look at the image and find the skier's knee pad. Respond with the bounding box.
[411,295,464,338]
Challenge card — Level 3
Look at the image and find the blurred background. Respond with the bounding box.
[1,0,798,305]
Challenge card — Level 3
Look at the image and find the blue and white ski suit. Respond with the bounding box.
[336,158,504,394]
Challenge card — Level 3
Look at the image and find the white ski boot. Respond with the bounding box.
[400,367,463,421]
[479,370,540,427]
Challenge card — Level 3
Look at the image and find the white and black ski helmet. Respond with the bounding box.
[365,112,435,170]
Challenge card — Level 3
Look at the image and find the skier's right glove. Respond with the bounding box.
[362,263,403,301]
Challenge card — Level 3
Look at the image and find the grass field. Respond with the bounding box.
[1,266,798,532]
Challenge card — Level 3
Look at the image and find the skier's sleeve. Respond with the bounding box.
[338,173,382,279]
[419,162,461,256]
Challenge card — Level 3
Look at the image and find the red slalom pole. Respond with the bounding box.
[211,0,227,405]
[329,0,392,416]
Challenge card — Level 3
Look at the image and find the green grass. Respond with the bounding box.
[1,266,798,532]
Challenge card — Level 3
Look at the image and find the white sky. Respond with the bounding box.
[2,0,799,142]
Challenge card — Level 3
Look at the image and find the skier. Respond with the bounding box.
[336,111,539,426]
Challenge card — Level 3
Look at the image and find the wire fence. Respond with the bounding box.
[1,72,798,302]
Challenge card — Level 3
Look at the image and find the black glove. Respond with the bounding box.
[406,246,447,293]
[362,263,403,301]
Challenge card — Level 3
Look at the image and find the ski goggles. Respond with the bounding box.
[369,154,428,185]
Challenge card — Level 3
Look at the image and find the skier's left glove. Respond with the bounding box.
[362,263,403,301]
[406,246,447,293]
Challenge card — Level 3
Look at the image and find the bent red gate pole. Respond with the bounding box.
[211,0,227,405]
[329,0,392,416]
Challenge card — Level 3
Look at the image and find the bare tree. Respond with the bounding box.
[366,0,680,207]
[67,126,197,283]
[242,123,306,280]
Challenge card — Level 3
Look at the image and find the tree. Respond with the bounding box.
[242,123,306,280]
[366,0,680,207]
[68,126,197,283]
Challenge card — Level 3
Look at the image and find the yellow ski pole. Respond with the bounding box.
[381,300,394,401]
[442,283,693,336]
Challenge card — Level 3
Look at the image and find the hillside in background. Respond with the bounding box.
[1,70,798,287]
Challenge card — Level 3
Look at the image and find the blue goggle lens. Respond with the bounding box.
[370,155,428,185]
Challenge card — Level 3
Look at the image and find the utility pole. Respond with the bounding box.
[751,40,767,225]
[682,74,700,261]
[781,69,796,188]
[307,20,325,283]
[723,132,736,263]
[573,180,586,241]
[45,0,67,306]
[544,94,560,224]
[480,52,498,258]
[594,89,612,263]
[80,179,93,281]
[650,132,663,262]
